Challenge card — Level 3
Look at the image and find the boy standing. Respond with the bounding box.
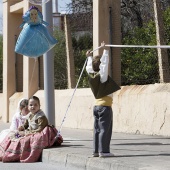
[86,42,120,157]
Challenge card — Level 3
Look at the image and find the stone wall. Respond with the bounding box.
[2,83,170,136]
[113,84,170,136]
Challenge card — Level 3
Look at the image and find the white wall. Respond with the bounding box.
[3,83,170,136]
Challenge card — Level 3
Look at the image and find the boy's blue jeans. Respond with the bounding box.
[93,105,113,153]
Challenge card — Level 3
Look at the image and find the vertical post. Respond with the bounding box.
[93,0,108,56]
[153,0,170,83]
[64,15,76,89]
[109,6,113,78]
[42,1,55,125]
[3,0,22,122]
[93,0,121,85]
[109,0,121,85]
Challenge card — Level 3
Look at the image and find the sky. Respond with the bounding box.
[58,0,71,13]
[0,0,71,33]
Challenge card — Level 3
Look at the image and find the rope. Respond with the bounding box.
[57,45,104,135]
[29,58,38,89]
[105,44,170,48]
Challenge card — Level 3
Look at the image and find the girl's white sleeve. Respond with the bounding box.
[99,49,109,83]
[86,56,94,74]
[10,114,17,130]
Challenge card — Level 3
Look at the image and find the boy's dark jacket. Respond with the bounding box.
[88,73,120,99]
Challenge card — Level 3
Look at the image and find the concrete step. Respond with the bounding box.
[42,128,170,170]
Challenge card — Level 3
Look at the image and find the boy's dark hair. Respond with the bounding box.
[92,55,101,72]
[29,96,40,105]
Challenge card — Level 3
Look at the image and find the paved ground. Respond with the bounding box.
[1,121,170,170]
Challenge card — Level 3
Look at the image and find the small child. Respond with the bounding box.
[10,98,29,131]
[18,96,48,135]
[86,42,120,158]
[0,99,29,142]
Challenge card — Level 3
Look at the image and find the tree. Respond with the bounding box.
[66,0,93,33]
[65,0,170,86]
[65,0,93,88]
[163,6,170,77]
[121,0,170,38]
[121,21,159,85]
[53,28,67,89]
[72,33,93,88]
[121,0,154,37]
[53,29,92,89]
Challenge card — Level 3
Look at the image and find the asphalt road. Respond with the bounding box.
[0,162,78,170]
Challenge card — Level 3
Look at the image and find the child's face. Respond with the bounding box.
[21,106,29,116]
[28,99,40,114]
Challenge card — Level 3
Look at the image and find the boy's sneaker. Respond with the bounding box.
[92,153,99,157]
[99,153,114,158]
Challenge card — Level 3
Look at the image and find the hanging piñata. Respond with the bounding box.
[15,6,57,58]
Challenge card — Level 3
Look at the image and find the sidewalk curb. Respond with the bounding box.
[42,149,148,170]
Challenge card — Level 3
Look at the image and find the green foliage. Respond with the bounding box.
[0,35,2,91]
[121,21,159,85]
[163,7,170,65]
[53,28,67,89]
[53,29,92,89]
[163,7,170,42]
[72,33,93,88]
